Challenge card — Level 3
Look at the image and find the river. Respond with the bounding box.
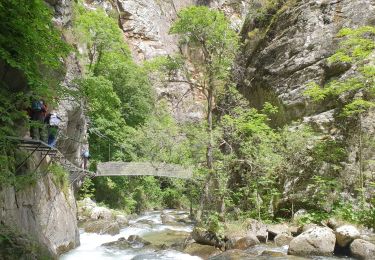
[61,210,356,260]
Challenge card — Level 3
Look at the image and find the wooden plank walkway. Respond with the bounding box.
[96,162,193,179]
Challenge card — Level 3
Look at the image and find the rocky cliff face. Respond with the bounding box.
[87,0,251,121]
[0,0,87,257]
[0,174,79,256]
[235,0,375,206]
[235,0,375,124]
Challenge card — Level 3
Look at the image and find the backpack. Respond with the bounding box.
[49,113,61,126]
[31,100,43,111]
[83,151,89,158]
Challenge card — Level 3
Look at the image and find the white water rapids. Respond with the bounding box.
[61,210,201,260]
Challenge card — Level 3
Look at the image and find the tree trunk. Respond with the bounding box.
[196,85,214,222]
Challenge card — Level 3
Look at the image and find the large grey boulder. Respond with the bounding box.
[227,234,260,250]
[192,227,225,248]
[83,220,120,235]
[267,223,290,239]
[288,226,336,256]
[274,233,293,246]
[350,239,375,260]
[245,219,268,242]
[335,225,360,247]
[102,235,151,250]
[90,206,113,220]
[0,175,80,256]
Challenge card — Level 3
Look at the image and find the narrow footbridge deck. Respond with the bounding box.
[97,162,193,179]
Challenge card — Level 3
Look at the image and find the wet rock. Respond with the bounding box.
[161,213,176,225]
[267,223,290,240]
[83,220,120,235]
[192,227,225,248]
[102,235,151,250]
[90,206,113,220]
[245,218,268,242]
[232,234,260,250]
[274,233,293,246]
[115,214,129,227]
[261,250,287,257]
[350,239,375,260]
[288,226,336,256]
[183,242,221,259]
[142,229,189,247]
[136,219,155,225]
[208,249,254,260]
[335,225,360,247]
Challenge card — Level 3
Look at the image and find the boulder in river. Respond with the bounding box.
[90,206,113,220]
[161,213,176,225]
[274,233,293,246]
[230,234,260,250]
[102,235,151,250]
[245,219,268,242]
[183,242,221,259]
[350,239,375,260]
[335,225,360,248]
[288,226,336,256]
[208,249,255,260]
[83,220,120,235]
[192,227,225,248]
[267,223,290,240]
[115,214,129,227]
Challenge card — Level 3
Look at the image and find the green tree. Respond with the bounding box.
[305,26,375,200]
[170,6,239,220]
[0,0,70,178]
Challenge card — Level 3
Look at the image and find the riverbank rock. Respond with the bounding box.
[102,235,151,250]
[183,242,221,259]
[261,250,287,257]
[274,233,293,246]
[192,227,225,248]
[83,220,120,235]
[90,206,113,220]
[350,239,375,260]
[231,234,260,250]
[208,249,254,260]
[267,223,290,240]
[335,225,360,247]
[288,226,336,256]
[161,213,176,225]
[245,219,268,242]
[115,214,129,227]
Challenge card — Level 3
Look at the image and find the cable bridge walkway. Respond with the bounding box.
[9,137,192,184]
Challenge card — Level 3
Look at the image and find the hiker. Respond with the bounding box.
[44,111,62,147]
[29,100,47,141]
[81,148,90,170]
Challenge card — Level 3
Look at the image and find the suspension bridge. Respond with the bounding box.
[8,137,193,185]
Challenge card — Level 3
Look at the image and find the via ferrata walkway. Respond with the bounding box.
[96,162,193,179]
[8,137,96,183]
[9,137,192,181]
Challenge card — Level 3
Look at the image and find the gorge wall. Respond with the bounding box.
[1,0,86,257]
[234,0,375,207]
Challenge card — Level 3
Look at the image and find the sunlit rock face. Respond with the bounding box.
[86,0,251,122]
[235,0,375,124]
[234,0,375,207]
[0,174,80,256]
